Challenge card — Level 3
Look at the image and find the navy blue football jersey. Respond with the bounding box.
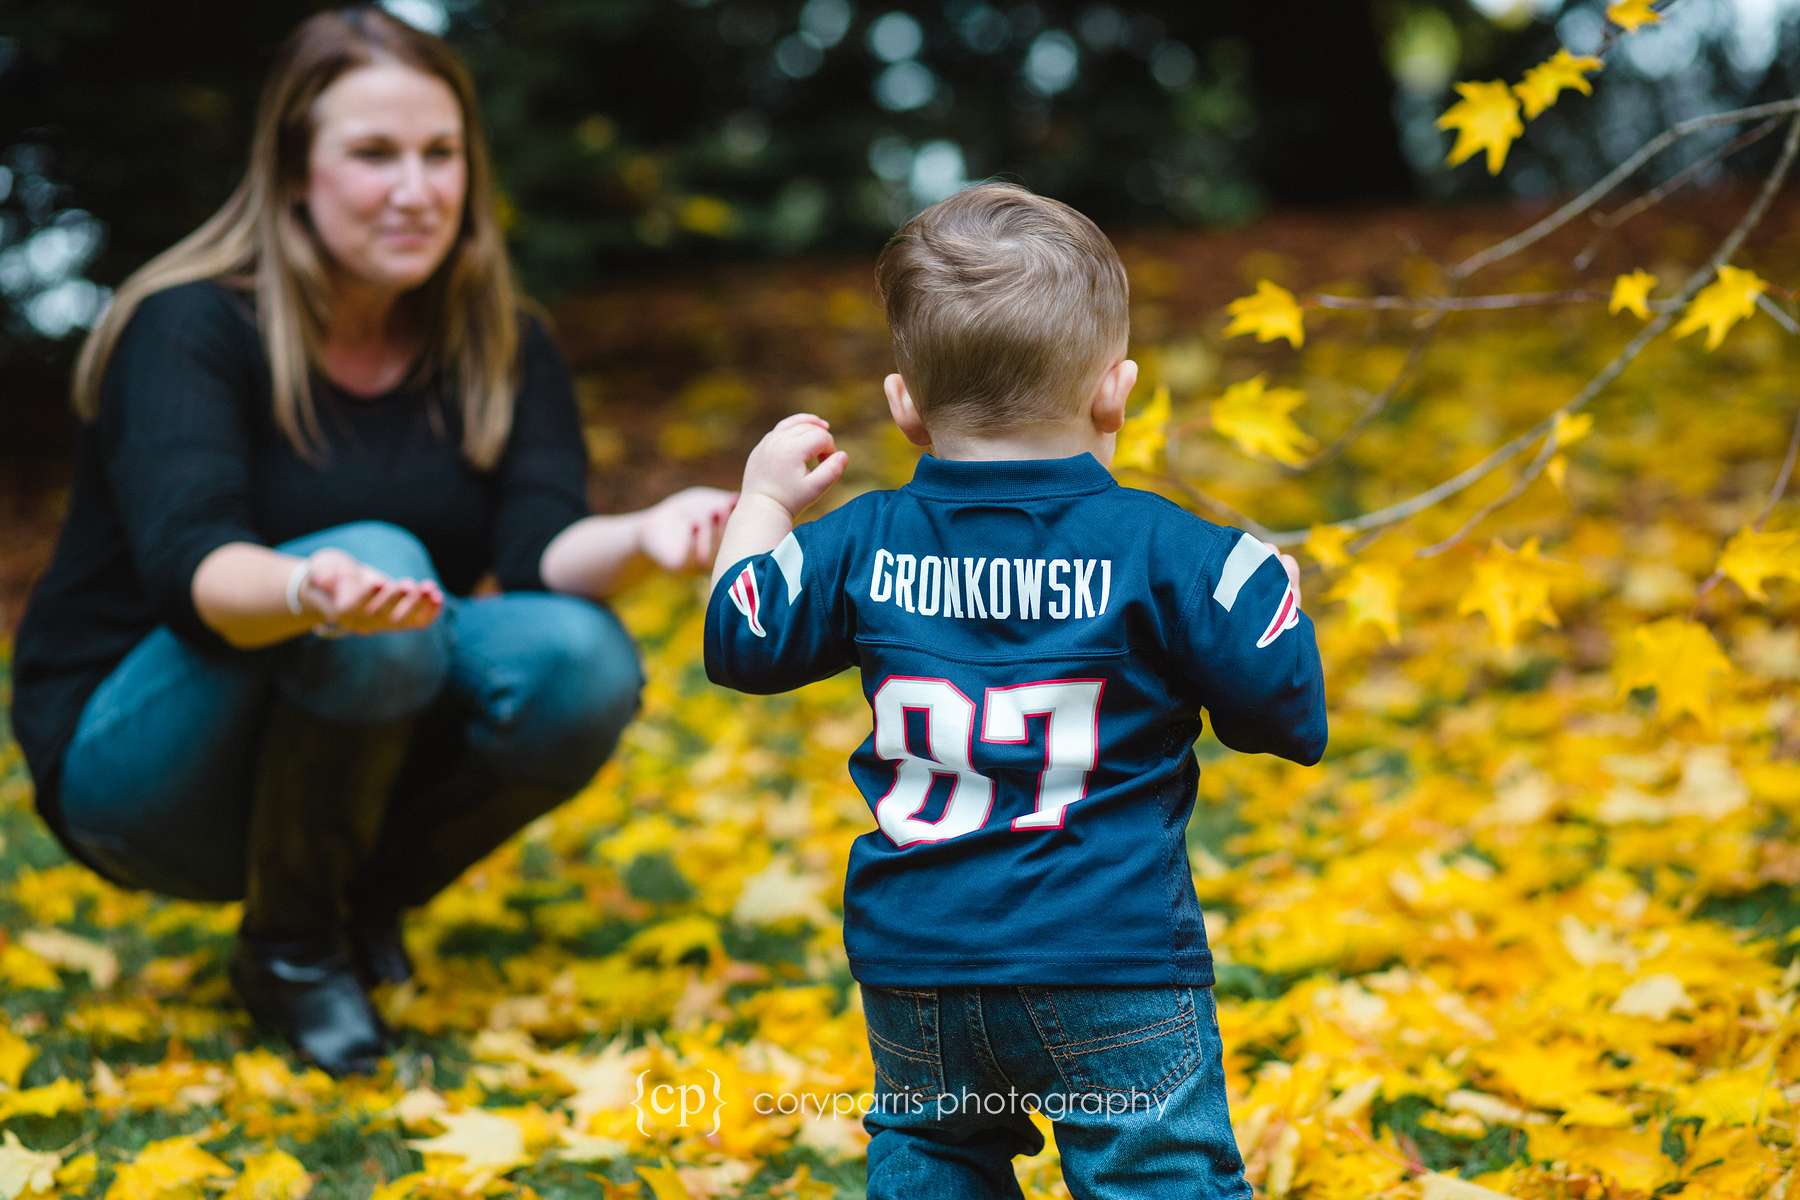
[705,452,1327,985]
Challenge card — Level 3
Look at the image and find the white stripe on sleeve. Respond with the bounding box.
[1212,532,1275,612]
[772,531,805,603]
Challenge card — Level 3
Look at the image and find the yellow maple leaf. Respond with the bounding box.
[1614,616,1733,727]
[1211,376,1317,467]
[104,1137,234,1200]
[405,1110,528,1173]
[1304,524,1356,571]
[1716,527,1800,602]
[0,1079,83,1123]
[1325,563,1401,644]
[1551,410,1592,450]
[637,1160,694,1200]
[1611,973,1693,1021]
[1609,269,1657,319]
[1674,1066,1789,1126]
[0,946,59,992]
[1456,537,1574,651]
[0,1131,59,1200]
[1437,81,1524,174]
[54,1154,97,1193]
[624,914,725,965]
[16,929,118,990]
[1224,279,1305,348]
[1672,264,1768,350]
[1607,0,1662,31]
[226,1151,311,1200]
[1528,1125,1667,1192]
[1111,383,1171,474]
[1513,49,1603,119]
[1558,1091,1636,1127]
[1546,454,1567,491]
[0,1025,34,1090]
[1419,1175,1515,1200]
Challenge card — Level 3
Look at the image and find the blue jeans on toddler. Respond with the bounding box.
[54,520,643,904]
[859,982,1253,1199]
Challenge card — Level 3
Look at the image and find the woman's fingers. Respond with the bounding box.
[691,516,721,568]
[328,569,382,620]
[387,584,426,624]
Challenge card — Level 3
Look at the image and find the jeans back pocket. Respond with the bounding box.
[859,984,946,1100]
[1020,984,1201,1103]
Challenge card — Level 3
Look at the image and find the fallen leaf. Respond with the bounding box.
[0,1132,58,1200]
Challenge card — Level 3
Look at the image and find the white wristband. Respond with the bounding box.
[285,560,311,617]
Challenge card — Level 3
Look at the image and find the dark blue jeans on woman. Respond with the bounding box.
[859,982,1254,1198]
[54,520,642,904]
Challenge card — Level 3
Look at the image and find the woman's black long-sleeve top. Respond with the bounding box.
[11,281,591,850]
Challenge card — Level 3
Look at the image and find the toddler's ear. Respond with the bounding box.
[1091,358,1137,435]
[885,373,933,447]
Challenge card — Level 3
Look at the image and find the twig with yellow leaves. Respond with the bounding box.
[1262,111,1800,554]
[1449,98,1800,282]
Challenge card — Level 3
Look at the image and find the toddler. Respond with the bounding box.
[705,182,1326,1198]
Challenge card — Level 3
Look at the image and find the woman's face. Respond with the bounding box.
[303,62,466,298]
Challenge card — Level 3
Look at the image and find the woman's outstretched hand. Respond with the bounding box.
[299,548,444,635]
[638,486,740,573]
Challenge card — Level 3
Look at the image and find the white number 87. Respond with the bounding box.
[871,675,1105,848]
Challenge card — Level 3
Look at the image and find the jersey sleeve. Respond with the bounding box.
[704,517,854,694]
[1173,527,1328,765]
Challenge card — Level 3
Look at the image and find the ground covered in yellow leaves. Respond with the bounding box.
[3,199,1799,1198]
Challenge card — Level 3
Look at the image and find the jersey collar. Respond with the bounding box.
[906,452,1118,500]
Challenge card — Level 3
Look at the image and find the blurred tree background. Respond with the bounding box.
[2,0,1798,462]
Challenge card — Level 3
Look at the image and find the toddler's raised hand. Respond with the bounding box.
[741,413,848,519]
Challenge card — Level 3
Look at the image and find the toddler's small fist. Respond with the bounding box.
[742,413,849,518]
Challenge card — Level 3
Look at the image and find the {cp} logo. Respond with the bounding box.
[632,1068,725,1138]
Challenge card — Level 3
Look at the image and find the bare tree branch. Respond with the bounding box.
[1301,310,1446,471]
[1573,116,1783,270]
[1312,289,1609,312]
[1756,291,1800,336]
[1147,472,1272,540]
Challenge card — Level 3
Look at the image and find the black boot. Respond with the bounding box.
[229,935,386,1077]
[348,911,414,987]
[234,698,411,1077]
[349,733,568,939]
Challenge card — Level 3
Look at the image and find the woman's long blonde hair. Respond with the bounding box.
[72,6,520,469]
